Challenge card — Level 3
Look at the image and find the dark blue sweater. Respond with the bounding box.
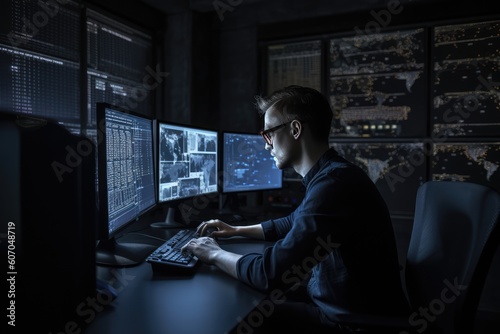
[236,148,409,325]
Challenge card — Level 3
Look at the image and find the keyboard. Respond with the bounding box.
[146,229,200,274]
[187,212,245,225]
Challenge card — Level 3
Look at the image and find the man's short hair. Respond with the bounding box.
[255,85,333,142]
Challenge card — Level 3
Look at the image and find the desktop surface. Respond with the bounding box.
[84,234,271,334]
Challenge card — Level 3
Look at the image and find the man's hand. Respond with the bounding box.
[181,236,222,264]
[181,236,242,279]
[196,220,266,240]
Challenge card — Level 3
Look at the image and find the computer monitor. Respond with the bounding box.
[95,103,156,266]
[0,111,96,332]
[152,121,219,228]
[222,131,283,196]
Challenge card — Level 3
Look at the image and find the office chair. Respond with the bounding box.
[403,180,500,334]
[341,180,500,334]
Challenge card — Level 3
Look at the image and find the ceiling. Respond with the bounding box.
[139,0,429,14]
[139,0,267,13]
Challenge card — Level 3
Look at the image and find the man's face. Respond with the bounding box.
[263,107,296,170]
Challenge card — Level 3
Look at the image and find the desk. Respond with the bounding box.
[83,235,271,334]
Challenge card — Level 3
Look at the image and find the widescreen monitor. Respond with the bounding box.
[153,121,218,228]
[222,131,283,193]
[96,103,156,266]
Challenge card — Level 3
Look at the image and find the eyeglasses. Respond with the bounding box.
[259,120,294,146]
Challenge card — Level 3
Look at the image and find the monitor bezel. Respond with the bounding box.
[96,102,157,241]
[221,130,284,194]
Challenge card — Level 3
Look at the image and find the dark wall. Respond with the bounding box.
[163,0,500,132]
[163,12,193,125]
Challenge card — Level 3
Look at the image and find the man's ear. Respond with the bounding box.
[291,120,302,139]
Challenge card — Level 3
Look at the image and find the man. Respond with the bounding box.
[181,85,409,333]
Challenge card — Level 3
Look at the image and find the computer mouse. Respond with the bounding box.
[232,214,244,222]
[201,226,219,237]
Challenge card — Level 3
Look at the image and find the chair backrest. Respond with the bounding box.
[405,181,500,334]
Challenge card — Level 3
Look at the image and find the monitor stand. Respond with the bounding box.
[216,193,239,214]
[150,206,185,229]
[95,236,156,267]
[205,194,248,223]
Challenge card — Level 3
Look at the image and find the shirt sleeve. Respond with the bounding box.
[260,213,294,241]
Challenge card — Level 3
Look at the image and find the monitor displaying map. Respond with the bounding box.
[157,121,218,203]
[431,142,500,192]
[431,20,500,137]
[328,28,427,138]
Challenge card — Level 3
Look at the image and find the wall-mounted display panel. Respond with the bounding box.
[432,20,500,137]
[265,40,322,95]
[431,142,500,192]
[328,28,427,138]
